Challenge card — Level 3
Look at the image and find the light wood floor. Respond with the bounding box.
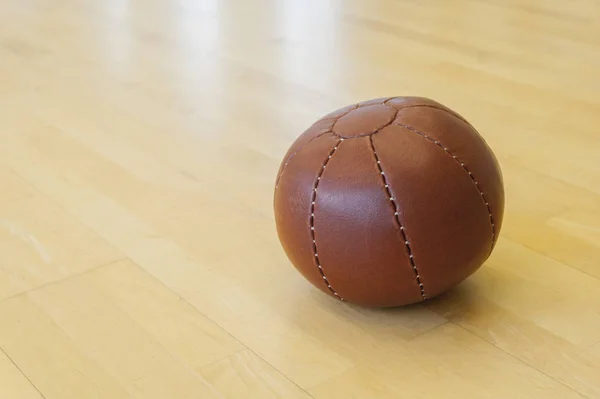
[1,0,599,398]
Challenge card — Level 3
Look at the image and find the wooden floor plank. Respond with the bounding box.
[1,0,599,397]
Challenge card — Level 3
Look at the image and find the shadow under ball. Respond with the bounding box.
[273,96,505,308]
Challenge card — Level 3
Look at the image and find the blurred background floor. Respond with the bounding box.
[0,0,599,398]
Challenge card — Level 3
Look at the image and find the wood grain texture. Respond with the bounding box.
[0,0,599,397]
[0,349,42,399]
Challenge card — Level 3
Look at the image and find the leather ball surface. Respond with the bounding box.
[273,96,504,307]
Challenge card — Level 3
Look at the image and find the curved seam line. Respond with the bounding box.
[357,97,396,107]
[275,131,333,188]
[394,104,474,129]
[310,138,345,301]
[369,136,427,300]
[331,107,400,139]
[279,106,365,187]
[319,105,359,124]
[394,103,493,150]
[396,122,496,252]
[331,106,360,131]
[278,105,364,187]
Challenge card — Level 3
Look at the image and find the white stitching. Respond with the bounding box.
[310,139,344,301]
[318,105,359,123]
[276,110,357,189]
[396,122,496,247]
[275,132,332,188]
[331,107,400,139]
[391,103,473,129]
[370,136,427,300]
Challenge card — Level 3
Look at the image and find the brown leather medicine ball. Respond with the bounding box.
[273,96,504,307]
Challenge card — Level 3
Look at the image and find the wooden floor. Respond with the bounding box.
[1,0,599,398]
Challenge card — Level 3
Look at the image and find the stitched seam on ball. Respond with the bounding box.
[396,122,496,249]
[369,136,427,300]
[310,138,345,301]
[275,132,333,188]
[278,109,361,188]
[331,107,400,139]
[318,105,359,123]
[395,104,473,129]
[357,97,395,107]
